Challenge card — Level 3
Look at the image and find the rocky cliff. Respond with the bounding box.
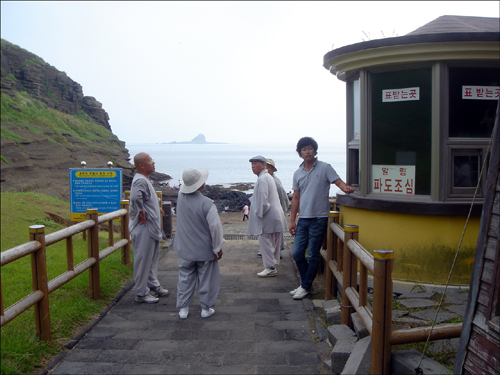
[0,39,139,201]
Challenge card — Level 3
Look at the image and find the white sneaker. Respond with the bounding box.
[134,293,159,304]
[179,307,189,319]
[257,268,277,277]
[289,286,301,295]
[150,286,170,297]
[293,286,309,300]
[201,308,215,318]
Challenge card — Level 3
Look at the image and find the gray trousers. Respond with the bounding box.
[176,257,220,310]
[131,225,161,296]
[259,232,281,268]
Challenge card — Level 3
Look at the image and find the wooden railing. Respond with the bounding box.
[0,201,131,342]
[321,210,463,374]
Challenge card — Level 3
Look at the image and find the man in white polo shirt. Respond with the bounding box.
[289,137,354,300]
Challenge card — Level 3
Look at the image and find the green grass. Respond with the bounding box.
[1,91,124,158]
[1,192,133,375]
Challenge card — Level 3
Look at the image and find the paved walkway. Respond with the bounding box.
[50,239,328,374]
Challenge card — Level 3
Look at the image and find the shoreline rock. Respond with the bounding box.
[151,180,253,213]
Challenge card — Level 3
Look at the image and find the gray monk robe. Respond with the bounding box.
[272,173,290,250]
[129,173,163,297]
[173,191,225,310]
[247,169,287,268]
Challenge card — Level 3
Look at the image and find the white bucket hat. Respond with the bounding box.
[180,167,209,194]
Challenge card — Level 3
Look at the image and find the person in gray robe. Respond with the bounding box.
[174,167,224,319]
[266,158,290,251]
[247,155,287,278]
[129,152,169,304]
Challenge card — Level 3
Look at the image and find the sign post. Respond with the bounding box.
[69,168,123,221]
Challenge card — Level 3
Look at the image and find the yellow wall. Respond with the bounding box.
[338,205,480,253]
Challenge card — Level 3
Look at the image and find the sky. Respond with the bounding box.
[1,1,499,147]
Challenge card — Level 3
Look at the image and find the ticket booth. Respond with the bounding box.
[323,15,499,283]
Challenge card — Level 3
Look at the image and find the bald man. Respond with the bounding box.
[129,152,169,303]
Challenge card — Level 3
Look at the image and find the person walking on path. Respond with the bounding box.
[242,204,249,221]
[247,155,287,278]
[129,152,170,304]
[266,158,290,251]
[174,167,225,319]
[289,137,354,300]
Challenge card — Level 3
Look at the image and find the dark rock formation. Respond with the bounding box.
[153,182,251,214]
[1,39,111,130]
[197,185,251,213]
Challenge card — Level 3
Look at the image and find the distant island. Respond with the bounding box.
[167,134,226,144]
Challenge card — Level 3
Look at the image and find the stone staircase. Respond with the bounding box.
[313,289,468,374]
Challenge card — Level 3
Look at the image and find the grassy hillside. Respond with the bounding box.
[1,91,125,160]
[0,192,133,374]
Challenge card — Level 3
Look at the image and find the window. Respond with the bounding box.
[450,149,484,196]
[371,68,432,195]
[352,79,361,142]
[445,65,499,200]
[348,148,360,186]
[449,67,499,138]
[347,78,361,187]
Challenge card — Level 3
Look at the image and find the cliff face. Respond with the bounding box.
[1,40,111,130]
[0,39,138,201]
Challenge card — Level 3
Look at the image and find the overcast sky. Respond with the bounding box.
[1,1,498,146]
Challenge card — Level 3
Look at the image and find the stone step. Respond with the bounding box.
[341,335,372,375]
[327,324,358,374]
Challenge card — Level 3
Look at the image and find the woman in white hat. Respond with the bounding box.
[173,168,225,319]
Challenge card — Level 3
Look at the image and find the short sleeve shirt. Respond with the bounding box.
[292,159,340,218]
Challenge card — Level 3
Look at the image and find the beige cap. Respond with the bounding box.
[266,158,277,171]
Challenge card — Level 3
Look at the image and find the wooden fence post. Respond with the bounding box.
[29,225,51,341]
[341,224,358,328]
[325,211,339,300]
[371,249,394,375]
[108,221,114,247]
[120,200,131,267]
[66,236,74,271]
[86,209,100,300]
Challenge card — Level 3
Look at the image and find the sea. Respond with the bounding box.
[126,143,347,197]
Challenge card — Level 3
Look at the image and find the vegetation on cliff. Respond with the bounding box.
[1,39,135,201]
[1,91,123,152]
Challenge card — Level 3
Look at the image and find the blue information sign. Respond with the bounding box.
[69,168,123,221]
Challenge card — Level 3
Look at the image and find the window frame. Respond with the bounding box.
[441,61,498,202]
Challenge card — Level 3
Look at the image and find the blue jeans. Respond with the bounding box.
[292,217,328,291]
